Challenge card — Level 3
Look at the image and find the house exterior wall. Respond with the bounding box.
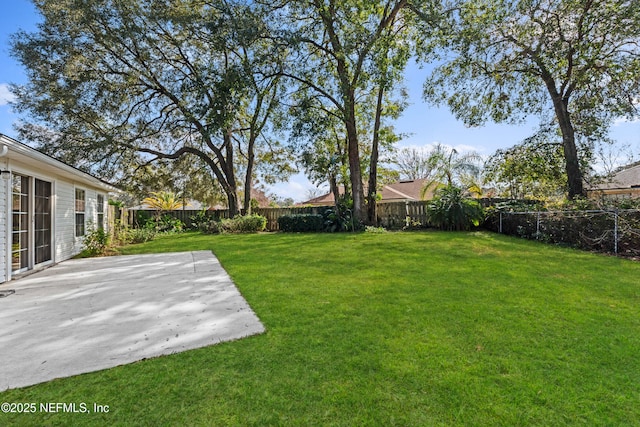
[0,135,116,284]
[0,170,7,283]
[1,174,111,284]
[53,182,112,267]
[54,180,76,262]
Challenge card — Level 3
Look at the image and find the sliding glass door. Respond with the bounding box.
[11,175,53,274]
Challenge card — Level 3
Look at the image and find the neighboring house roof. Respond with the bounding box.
[300,178,435,206]
[303,192,335,206]
[0,133,118,192]
[379,179,436,202]
[593,163,640,191]
[130,199,206,210]
[589,163,640,197]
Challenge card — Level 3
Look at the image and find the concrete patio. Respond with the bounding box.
[0,251,265,390]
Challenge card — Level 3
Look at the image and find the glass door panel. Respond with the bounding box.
[34,179,52,265]
[11,175,29,273]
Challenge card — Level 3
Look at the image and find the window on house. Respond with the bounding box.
[97,194,105,230]
[75,188,85,237]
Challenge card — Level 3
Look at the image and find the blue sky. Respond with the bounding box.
[2,1,639,201]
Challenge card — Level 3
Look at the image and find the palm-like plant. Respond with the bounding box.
[420,144,483,198]
[426,185,485,231]
[142,191,186,212]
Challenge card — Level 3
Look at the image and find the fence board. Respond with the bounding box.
[377,201,431,229]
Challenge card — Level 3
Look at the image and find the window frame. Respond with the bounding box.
[96,193,105,230]
[75,188,86,237]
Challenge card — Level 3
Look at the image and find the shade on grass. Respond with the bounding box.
[2,231,639,426]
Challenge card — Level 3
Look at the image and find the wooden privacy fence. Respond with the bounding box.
[253,206,327,230]
[376,201,430,229]
[129,201,433,231]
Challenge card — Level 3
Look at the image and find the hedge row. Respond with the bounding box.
[277,214,324,232]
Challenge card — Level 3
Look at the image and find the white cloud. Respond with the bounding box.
[0,84,16,106]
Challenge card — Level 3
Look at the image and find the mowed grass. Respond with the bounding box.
[2,231,640,426]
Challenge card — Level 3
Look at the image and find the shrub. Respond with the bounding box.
[427,185,485,231]
[82,227,109,256]
[135,210,153,227]
[322,197,363,232]
[199,220,222,234]
[189,209,211,231]
[278,214,324,232]
[119,227,157,244]
[403,216,423,231]
[154,215,184,233]
[221,214,267,233]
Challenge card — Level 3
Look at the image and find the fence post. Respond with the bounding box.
[614,209,619,254]
[536,211,540,239]
[499,212,503,234]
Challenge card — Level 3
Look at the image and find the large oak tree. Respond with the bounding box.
[11,0,288,215]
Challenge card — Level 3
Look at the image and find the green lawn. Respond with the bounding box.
[2,231,640,426]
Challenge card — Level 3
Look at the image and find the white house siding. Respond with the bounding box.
[56,185,111,262]
[86,189,97,231]
[54,180,78,262]
[0,134,117,284]
[0,173,7,283]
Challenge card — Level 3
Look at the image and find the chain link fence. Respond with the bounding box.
[485,209,640,257]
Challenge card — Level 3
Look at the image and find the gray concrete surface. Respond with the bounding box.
[0,251,265,390]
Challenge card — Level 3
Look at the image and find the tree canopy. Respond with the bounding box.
[421,0,640,198]
[11,0,290,215]
[484,136,569,200]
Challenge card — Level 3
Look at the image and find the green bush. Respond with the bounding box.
[119,227,157,244]
[154,215,184,233]
[221,214,267,233]
[189,209,211,231]
[322,196,363,232]
[199,220,222,234]
[427,185,485,231]
[82,227,109,256]
[278,214,324,232]
[135,210,153,227]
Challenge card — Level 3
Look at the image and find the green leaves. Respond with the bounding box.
[417,0,640,198]
[13,0,291,215]
[426,185,485,231]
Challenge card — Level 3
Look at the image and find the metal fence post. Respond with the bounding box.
[499,212,503,234]
[536,211,540,239]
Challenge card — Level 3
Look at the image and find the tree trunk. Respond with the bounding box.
[551,97,585,199]
[367,85,385,225]
[243,135,256,215]
[223,129,239,217]
[345,116,366,225]
[330,175,340,204]
[542,74,585,199]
